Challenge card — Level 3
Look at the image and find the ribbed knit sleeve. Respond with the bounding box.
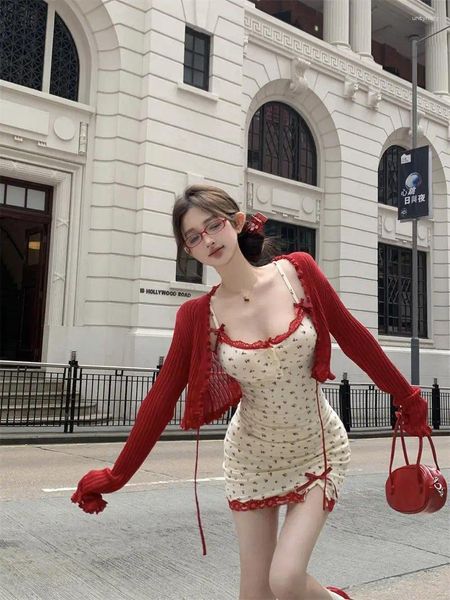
[302,253,431,437]
[71,303,192,514]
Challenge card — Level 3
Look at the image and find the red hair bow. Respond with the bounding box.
[243,212,268,234]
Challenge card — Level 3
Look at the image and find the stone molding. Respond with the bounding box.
[244,7,450,125]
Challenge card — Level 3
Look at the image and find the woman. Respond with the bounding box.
[72,185,431,600]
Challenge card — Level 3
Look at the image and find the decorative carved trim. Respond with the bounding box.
[289,57,310,95]
[343,79,358,100]
[244,11,450,124]
[368,90,382,110]
[0,158,67,183]
[79,121,88,155]
[56,217,69,228]
[243,34,249,57]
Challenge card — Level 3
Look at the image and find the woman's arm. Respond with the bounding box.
[71,303,192,513]
[301,253,431,437]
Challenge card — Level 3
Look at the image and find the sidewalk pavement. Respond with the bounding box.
[1,424,449,446]
[1,437,449,599]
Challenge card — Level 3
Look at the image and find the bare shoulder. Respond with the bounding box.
[276,255,307,301]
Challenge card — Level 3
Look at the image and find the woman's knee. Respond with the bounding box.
[269,564,307,600]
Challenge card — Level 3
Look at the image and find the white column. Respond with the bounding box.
[350,0,373,61]
[323,0,350,50]
[425,0,449,97]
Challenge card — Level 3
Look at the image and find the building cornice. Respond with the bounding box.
[244,5,449,127]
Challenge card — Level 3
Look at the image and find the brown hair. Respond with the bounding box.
[172,184,279,273]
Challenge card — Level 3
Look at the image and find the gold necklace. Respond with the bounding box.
[240,277,259,302]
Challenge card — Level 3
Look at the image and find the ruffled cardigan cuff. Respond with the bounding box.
[394,385,432,437]
[71,468,123,514]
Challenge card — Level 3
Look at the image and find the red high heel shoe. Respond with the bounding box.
[326,587,352,599]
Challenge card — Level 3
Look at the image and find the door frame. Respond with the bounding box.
[0,177,53,361]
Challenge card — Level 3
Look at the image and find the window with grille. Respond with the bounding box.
[265,219,316,259]
[248,102,317,186]
[0,0,79,101]
[378,243,427,337]
[50,14,79,101]
[183,26,210,91]
[378,145,406,207]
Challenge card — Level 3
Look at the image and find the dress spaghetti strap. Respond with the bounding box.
[273,260,300,304]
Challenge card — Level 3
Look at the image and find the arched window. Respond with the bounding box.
[378,145,406,207]
[248,102,317,186]
[0,0,79,101]
[50,14,80,101]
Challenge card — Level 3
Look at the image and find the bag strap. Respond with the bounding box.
[388,412,440,480]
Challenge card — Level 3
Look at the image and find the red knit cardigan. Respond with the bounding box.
[71,252,431,553]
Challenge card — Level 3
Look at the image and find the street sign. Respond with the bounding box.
[397,145,431,221]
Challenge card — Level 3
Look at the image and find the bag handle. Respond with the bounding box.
[388,411,440,480]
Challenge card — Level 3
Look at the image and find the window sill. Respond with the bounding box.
[0,79,94,114]
[177,82,219,102]
[169,280,211,293]
[378,335,434,348]
[246,167,323,193]
[378,203,398,212]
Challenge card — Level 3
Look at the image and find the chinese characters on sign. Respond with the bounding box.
[398,145,431,221]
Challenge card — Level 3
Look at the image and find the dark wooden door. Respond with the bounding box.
[17,225,49,361]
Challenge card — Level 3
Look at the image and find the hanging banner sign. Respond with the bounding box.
[398,145,431,221]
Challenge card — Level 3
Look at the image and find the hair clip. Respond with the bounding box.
[243,212,268,234]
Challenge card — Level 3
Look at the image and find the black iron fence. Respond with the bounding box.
[0,356,449,433]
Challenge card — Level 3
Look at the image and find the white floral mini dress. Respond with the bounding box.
[210,260,351,512]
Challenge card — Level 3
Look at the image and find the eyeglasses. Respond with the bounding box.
[184,217,228,249]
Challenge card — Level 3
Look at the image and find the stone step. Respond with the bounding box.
[0,379,67,395]
[0,393,79,407]
[0,413,112,426]
[0,401,98,420]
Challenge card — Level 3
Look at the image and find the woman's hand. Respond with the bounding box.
[396,386,432,437]
[71,468,121,514]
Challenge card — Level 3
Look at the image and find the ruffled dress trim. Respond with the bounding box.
[209,256,314,351]
[215,303,305,350]
[228,467,338,512]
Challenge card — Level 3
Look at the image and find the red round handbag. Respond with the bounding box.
[385,413,447,514]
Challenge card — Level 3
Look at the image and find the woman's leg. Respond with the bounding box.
[269,485,333,600]
[231,504,280,600]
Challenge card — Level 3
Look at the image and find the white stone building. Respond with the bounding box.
[1,0,449,387]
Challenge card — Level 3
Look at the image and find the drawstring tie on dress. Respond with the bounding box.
[304,467,333,511]
[194,426,207,556]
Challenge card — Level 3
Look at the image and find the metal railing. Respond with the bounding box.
[0,356,448,433]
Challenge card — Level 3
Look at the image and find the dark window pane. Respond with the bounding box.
[193,54,204,70]
[183,65,193,84]
[176,252,203,284]
[185,31,194,51]
[0,0,47,90]
[193,70,204,88]
[194,36,205,53]
[265,219,315,259]
[184,48,194,68]
[50,13,79,101]
[183,26,210,90]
